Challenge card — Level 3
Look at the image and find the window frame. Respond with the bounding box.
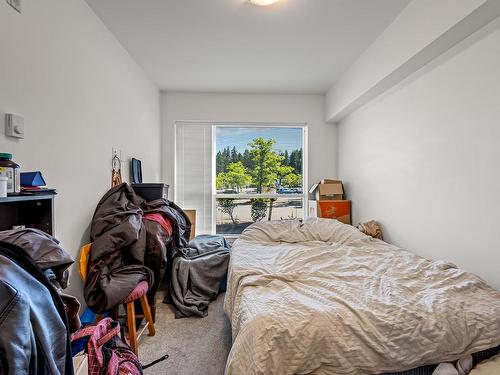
[212,123,308,236]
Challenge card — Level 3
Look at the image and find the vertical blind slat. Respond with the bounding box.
[175,123,213,234]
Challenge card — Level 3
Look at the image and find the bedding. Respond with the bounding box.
[470,353,500,375]
[223,218,500,375]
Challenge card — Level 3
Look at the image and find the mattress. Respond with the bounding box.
[223,218,500,374]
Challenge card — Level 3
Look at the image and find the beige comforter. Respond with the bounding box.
[223,218,500,375]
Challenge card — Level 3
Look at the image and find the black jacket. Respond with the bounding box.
[84,183,191,313]
[0,242,73,375]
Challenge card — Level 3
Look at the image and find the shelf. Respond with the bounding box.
[0,194,56,203]
[0,193,56,235]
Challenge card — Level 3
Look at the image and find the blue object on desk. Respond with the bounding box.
[20,171,46,187]
[72,308,113,356]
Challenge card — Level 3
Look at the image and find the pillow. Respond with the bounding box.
[238,219,305,243]
[238,217,368,245]
[299,217,368,244]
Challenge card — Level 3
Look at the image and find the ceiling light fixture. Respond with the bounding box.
[248,0,281,6]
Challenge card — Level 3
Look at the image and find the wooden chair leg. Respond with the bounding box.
[126,302,138,356]
[140,295,156,337]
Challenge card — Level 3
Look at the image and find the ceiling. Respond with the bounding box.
[85,0,410,94]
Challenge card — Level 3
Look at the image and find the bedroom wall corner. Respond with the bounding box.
[336,19,500,288]
[0,0,161,302]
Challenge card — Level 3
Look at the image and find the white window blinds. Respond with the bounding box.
[175,122,213,234]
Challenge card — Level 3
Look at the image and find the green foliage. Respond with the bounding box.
[217,198,238,224]
[276,164,294,186]
[282,173,302,187]
[250,198,268,222]
[215,136,303,198]
[216,162,252,191]
[248,137,285,193]
[288,149,302,174]
[216,145,301,175]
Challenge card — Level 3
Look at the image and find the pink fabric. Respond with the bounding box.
[72,318,120,375]
[123,281,149,304]
[72,318,142,375]
[144,213,173,237]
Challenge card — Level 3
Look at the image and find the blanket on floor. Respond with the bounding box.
[170,235,230,318]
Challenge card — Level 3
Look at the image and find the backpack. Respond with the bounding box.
[72,318,142,375]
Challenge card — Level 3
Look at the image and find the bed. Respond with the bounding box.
[223,218,500,375]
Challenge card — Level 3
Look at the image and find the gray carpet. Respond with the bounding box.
[140,294,232,375]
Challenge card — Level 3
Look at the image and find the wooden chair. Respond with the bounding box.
[79,243,155,356]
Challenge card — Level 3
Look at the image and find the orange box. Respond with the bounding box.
[317,200,351,225]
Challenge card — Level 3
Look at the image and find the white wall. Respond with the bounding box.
[337,20,500,288]
[325,0,500,123]
[0,0,160,301]
[161,92,337,199]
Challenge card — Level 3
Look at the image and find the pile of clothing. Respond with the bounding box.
[170,235,230,318]
[85,183,230,319]
[0,228,79,375]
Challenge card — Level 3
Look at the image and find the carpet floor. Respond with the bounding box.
[140,294,232,375]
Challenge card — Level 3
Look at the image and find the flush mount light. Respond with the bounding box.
[248,0,281,6]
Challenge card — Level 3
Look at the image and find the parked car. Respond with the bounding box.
[278,187,302,194]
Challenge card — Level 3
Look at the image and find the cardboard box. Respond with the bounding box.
[309,179,344,201]
[308,179,351,224]
[317,200,351,225]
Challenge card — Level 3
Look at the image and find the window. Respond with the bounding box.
[215,125,306,235]
[175,122,307,236]
[175,122,213,234]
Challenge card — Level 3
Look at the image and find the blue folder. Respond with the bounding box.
[20,171,46,187]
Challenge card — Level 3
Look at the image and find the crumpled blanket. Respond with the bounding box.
[470,354,500,374]
[170,235,230,318]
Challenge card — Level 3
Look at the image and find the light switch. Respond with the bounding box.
[5,113,25,139]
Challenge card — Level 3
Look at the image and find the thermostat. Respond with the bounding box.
[5,113,25,139]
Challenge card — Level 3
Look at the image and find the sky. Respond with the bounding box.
[216,127,303,153]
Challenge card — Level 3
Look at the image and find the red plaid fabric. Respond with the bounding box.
[72,318,142,375]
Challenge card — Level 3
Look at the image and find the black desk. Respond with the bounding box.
[0,194,55,235]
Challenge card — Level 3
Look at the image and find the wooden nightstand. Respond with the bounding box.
[184,209,196,241]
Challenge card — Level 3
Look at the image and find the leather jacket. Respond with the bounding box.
[84,183,153,313]
[84,183,191,314]
[0,242,73,375]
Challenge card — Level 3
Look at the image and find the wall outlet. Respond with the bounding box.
[7,0,21,13]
